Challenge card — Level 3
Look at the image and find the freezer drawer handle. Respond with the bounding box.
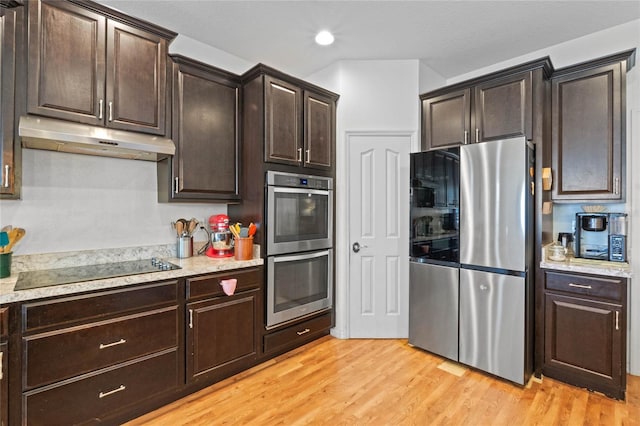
[568,283,592,290]
[99,384,126,398]
[99,338,126,349]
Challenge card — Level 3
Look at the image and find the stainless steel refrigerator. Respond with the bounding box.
[409,136,533,385]
[459,136,533,385]
[408,148,460,362]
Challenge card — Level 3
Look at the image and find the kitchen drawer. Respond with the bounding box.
[24,306,178,390]
[264,311,331,354]
[545,271,624,301]
[187,267,262,301]
[23,349,179,426]
[22,280,179,333]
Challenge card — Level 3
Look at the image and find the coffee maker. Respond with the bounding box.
[574,212,627,262]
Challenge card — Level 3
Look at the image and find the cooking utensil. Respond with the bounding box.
[0,225,11,233]
[187,218,199,235]
[4,228,25,253]
[175,220,184,237]
[0,232,8,253]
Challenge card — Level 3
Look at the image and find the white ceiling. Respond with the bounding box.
[98,0,640,79]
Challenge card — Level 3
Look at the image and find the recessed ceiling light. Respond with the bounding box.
[315,30,335,46]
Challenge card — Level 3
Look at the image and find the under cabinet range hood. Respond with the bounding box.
[18,116,175,161]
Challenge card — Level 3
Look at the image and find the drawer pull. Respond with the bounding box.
[616,311,620,331]
[0,351,3,380]
[297,328,310,336]
[568,283,592,290]
[99,384,126,398]
[99,338,126,349]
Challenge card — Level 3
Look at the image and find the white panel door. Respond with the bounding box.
[348,133,410,337]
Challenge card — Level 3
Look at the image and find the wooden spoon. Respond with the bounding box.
[5,228,25,252]
[175,221,184,237]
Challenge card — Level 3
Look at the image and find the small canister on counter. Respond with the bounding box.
[0,252,12,278]
[547,243,566,262]
[234,237,253,261]
[177,235,193,258]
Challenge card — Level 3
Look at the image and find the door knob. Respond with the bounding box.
[352,242,368,253]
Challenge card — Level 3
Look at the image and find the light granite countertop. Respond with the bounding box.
[0,244,263,304]
[540,243,632,278]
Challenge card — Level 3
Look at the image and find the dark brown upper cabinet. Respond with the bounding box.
[265,75,303,166]
[551,50,635,201]
[26,0,175,136]
[420,58,552,151]
[304,90,334,169]
[257,67,337,171]
[422,88,471,149]
[158,55,241,202]
[474,72,532,143]
[1,4,22,199]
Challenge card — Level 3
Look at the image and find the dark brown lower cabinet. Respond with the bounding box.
[0,307,7,426]
[543,270,626,399]
[187,288,260,383]
[263,311,332,357]
[19,280,182,425]
[24,350,179,425]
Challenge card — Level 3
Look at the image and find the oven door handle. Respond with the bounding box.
[272,249,331,263]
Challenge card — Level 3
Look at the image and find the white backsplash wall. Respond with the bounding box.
[0,149,226,255]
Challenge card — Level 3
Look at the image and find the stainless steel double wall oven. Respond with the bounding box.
[265,171,334,327]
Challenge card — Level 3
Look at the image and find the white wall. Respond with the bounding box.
[447,19,640,375]
[307,60,424,338]
[169,34,254,75]
[0,37,249,256]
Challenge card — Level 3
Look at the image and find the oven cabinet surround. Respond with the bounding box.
[542,270,627,400]
[551,50,635,202]
[263,311,332,357]
[158,55,241,202]
[420,58,553,151]
[242,64,338,173]
[0,4,23,199]
[17,280,183,425]
[185,267,262,384]
[26,0,176,135]
[1,308,8,426]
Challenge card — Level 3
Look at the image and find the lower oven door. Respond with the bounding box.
[267,249,333,328]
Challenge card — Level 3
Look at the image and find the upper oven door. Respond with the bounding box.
[267,185,333,255]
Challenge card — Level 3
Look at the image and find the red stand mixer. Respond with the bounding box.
[205,214,234,258]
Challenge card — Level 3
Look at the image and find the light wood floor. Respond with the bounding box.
[126,336,640,425]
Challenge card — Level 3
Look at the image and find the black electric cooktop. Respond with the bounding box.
[14,259,181,291]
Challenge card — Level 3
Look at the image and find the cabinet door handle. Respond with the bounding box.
[3,164,8,188]
[568,283,592,289]
[297,148,302,162]
[296,328,310,336]
[305,149,310,163]
[108,101,113,122]
[99,338,126,349]
[0,351,3,380]
[174,177,179,194]
[189,309,193,329]
[463,130,468,144]
[616,311,620,331]
[99,384,126,398]
[614,177,620,195]
[475,128,480,143]
[98,99,103,119]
